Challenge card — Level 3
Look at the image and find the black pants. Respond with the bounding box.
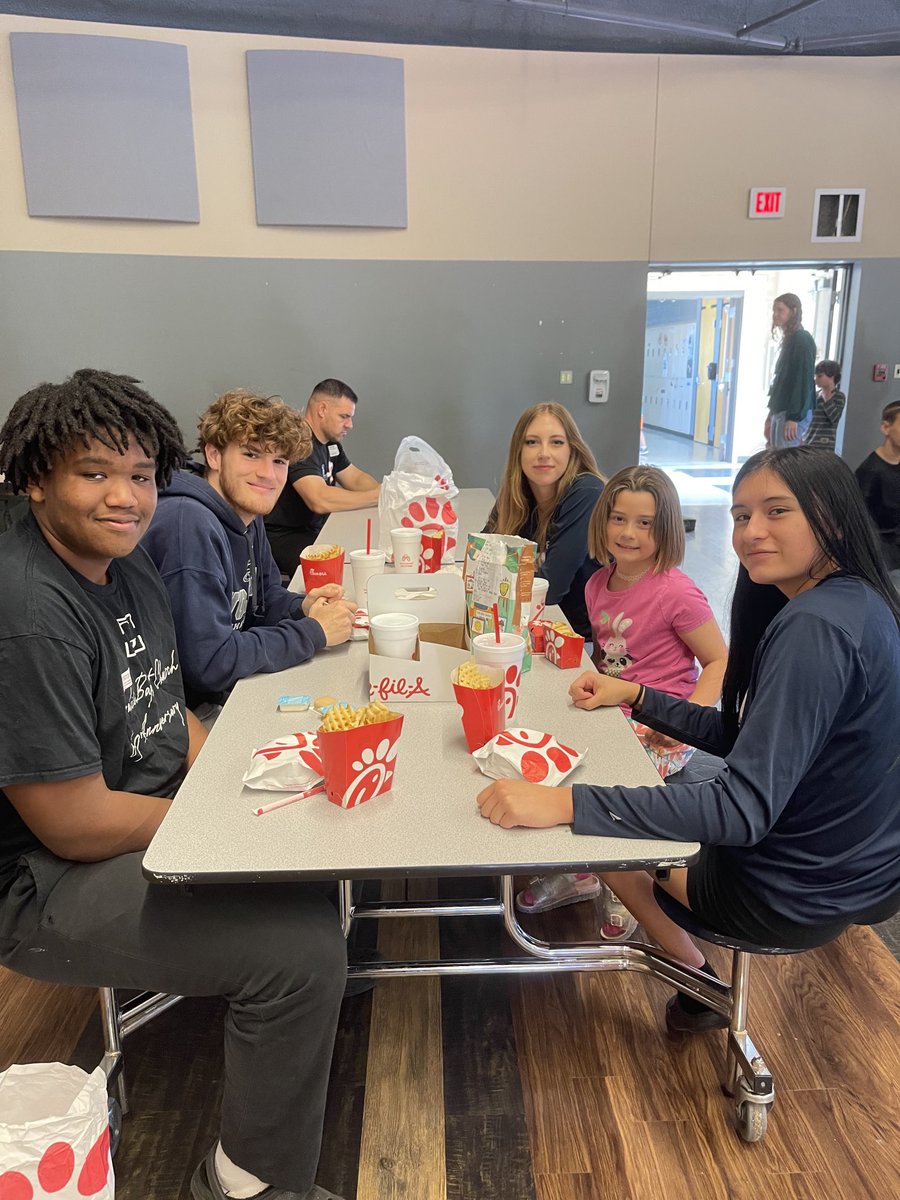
[0,849,347,1192]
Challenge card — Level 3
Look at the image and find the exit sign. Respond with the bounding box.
[749,187,786,219]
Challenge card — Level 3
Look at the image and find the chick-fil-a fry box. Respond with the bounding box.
[529,618,553,655]
[243,732,324,791]
[419,526,445,573]
[317,714,404,809]
[451,662,505,751]
[300,543,344,589]
[545,624,586,669]
[472,728,586,785]
[367,573,469,702]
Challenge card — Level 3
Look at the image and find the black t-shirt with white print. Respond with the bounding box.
[0,512,188,891]
[264,436,351,548]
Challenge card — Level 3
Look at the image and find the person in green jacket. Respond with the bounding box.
[764,293,817,449]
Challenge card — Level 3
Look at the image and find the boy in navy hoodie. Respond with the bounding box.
[143,390,355,712]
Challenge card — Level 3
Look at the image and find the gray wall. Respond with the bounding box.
[843,259,900,469]
[0,252,647,488]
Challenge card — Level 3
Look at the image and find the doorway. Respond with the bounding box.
[641,264,851,498]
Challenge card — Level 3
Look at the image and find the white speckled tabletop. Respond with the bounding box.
[143,617,698,884]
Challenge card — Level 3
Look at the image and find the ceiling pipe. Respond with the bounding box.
[735,0,826,38]
[492,0,791,50]
[798,28,900,51]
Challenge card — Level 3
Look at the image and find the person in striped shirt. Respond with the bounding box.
[803,360,846,450]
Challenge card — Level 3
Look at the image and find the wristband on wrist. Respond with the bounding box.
[632,684,646,713]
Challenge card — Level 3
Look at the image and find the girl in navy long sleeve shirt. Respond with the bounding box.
[478,447,900,1032]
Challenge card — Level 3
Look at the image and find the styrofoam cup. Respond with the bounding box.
[472,632,526,721]
[531,577,549,613]
[370,612,420,659]
[391,527,422,573]
[349,549,386,604]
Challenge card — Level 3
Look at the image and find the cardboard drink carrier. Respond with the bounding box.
[367,573,469,703]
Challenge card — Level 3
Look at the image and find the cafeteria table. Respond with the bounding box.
[144,630,706,996]
[142,624,782,1141]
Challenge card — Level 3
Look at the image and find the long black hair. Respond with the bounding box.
[722,446,900,736]
[0,368,186,493]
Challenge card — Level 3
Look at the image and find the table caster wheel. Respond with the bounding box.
[736,1097,768,1143]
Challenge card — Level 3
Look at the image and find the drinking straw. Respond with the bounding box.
[252,783,325,816]
[366,518,372,555]
[492,602,501,643]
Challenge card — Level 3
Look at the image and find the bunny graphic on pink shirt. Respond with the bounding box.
[599,611,634,677]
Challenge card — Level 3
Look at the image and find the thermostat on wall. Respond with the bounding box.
[588,370,610,404]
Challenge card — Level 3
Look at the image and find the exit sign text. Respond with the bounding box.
[749,187,786,219]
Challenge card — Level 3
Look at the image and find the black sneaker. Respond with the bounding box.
[664,992,729,1035]
[190,1147,346,1200]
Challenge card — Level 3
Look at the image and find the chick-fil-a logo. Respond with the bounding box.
[370,675,431,701]
[0,1127,111,1199]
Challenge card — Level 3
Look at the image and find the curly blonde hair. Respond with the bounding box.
[588,465,684,572]
[488,404,603,554]
[198,389,311,462]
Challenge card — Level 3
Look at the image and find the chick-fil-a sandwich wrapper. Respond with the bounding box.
[243,732,324,791]
[472,728,586,785]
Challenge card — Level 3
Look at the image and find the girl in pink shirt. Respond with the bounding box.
[517,467,727,934]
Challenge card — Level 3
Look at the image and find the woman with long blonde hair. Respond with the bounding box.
[485,403,604,638]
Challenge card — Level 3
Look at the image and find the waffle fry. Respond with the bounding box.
[320,704,356,732]
[302,544,342,561]
[456,661,494,690]
[551,621,577,636]
[360,700,393,725]
[320,700,395,732]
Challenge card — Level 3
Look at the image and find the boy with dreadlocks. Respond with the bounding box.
[0,369,347,1200]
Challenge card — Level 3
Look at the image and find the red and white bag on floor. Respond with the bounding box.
[0,1063,114,1199]
[378,436,459,565]
[472,728,586,784]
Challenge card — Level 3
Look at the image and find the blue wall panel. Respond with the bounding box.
[10,32,199,222]
[246,49,407,228]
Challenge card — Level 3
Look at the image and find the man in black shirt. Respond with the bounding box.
[265,378,381,576]
[856,399,900,587]
[0,370,346,1200]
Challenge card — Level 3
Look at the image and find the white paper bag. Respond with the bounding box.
[0,1063,114,1197]
[378,436,459,564]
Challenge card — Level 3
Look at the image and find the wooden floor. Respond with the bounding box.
[2,886,899,1200]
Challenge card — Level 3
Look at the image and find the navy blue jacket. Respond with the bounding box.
[521,473,604,638]
[573,575,900,925]
[142,471,325,708]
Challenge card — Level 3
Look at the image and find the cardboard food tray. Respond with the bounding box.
[367,572,469,702]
